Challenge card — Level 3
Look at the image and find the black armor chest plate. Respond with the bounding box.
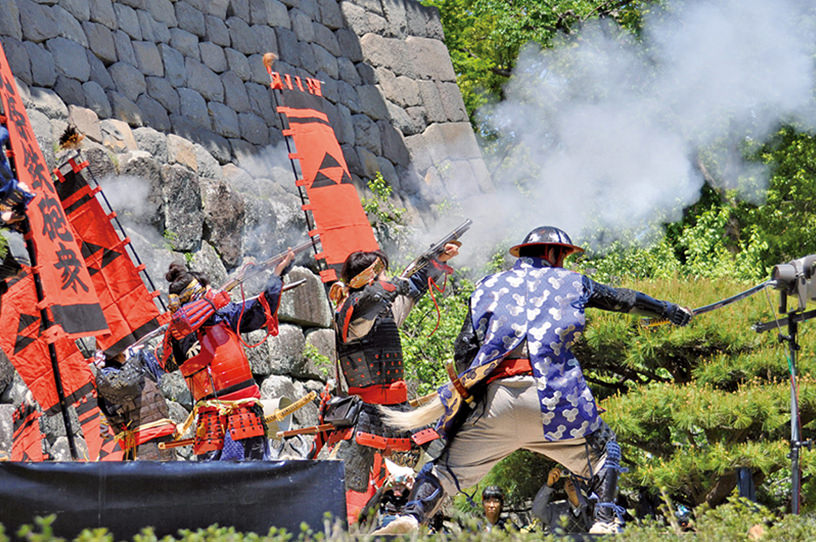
[337,312,404,388]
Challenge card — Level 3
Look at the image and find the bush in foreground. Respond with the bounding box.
[5,500,816,542]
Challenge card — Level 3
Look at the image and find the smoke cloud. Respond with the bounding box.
[448,0,816,258]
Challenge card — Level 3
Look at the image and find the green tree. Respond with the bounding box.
[423,0,656,124]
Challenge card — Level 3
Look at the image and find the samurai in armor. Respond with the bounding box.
[378,226,692,535]
[0,113,34,295]
[95,347,177,460]
[327,244,459,523]
[161,252,293,460]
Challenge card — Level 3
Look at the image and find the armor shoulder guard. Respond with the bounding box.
[169,298,217,340]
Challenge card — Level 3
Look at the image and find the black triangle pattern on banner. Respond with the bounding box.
[100,248,121,268]
[88,266,101,277]
[17,313,38,333]
[81,240,104,259]
[313,152,352,187]
[319,153,342,170]
[14,334,36,354]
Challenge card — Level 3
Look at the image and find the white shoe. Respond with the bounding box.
[589,518,623,534]
[372,515,420,535]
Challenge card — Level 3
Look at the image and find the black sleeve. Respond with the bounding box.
[583,276,638,313]
[453,311,480,374]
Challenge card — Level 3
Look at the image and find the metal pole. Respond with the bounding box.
[21,221,79,459]
[787,317,801,514]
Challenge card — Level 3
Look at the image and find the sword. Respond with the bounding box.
[641,280,776,328]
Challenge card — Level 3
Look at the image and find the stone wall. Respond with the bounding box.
[0,0,492,215]
[0,0,493,459]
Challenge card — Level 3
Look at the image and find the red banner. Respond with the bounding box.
[0,42,107,339]
[0,266,95,411]
[54,156,167,356]
[11,401,45,461]
[269,71,379,282]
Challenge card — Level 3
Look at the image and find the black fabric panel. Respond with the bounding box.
[0,460,347,538]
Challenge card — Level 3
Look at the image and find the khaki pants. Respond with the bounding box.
[432,375,608,496]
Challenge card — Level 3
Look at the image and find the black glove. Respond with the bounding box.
[664,303,692,326]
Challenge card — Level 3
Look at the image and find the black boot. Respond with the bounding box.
[589,440,626,534]
[373,463,444,534]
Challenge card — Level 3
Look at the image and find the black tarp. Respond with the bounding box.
[0,460,346,538]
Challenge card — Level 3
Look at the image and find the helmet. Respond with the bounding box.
[509,226,584,257]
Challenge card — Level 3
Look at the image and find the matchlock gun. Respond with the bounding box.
[399,218,472,279]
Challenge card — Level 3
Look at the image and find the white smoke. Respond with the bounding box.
[449,0,816,256]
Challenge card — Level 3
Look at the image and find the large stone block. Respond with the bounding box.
[146,75,180,113]
[318,0,344,29]
[185,58,224,102]
[379,120,410,166]
[290,8,315,43]
[222,71,251,112]
[0,0,22,40]
[278,267,332,328]
[328,102,354,145]
[167,133,198,171]
[209,101,240,139]
[200,41,227,73]
[113,30,137,66]
[356,84,388,121]
[352,113,381,154]
[159,44,186,87]
[264,0,290,28]
[416,79,446,123]
[228,16,259,55]
[385,100,423,136]
[24,43,56,87]
[114,3,142,40]
[108,62,146,101]
[47,37,90,81]
[404,36,456,81]
[28,86,69,120]
[312,44,339,80]
[239,112,269,145]
[169,28,200,60]
[335,28,363,63]
[225,48,252,81]
[89,0,117,29]
[253,25,278,60]
[54,75,85,108]
[133,40,164,77]
[170,115,231,163]
[137,94,171,131]
[194,142,222,179]
[2,38,30,84]
[115,149,164,226]
[337,57,360,86]
[87,50,114,89]
[200,177,245,267]
[68,104,103,143]
[160,370,193,410]
[101,118,139,152]
[54,6,88,47]
[19,0,60,43]
[177,87,209,126]
[0,404,13,456]
[422,122,483,163]
[227,0,250,19]
[382,0,409,38]
[83,21,116,65]
[205,15,230,47]
[176,1,206,37]
[265,323,306,376]
[160,163,203,251]
[149,0,177,25]
[133,126,170,165]
[438,80,468,122]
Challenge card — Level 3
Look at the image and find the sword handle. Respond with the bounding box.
[265,391,317,423]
